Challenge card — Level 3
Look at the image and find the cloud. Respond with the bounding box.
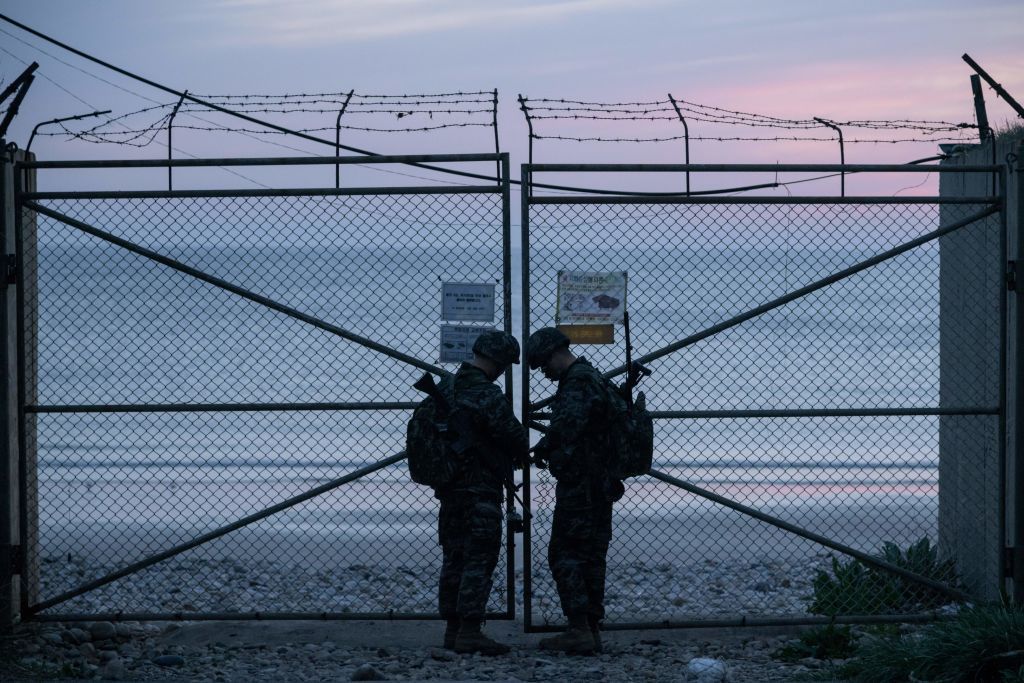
[692,55,1024,123]
[191,0,668,45]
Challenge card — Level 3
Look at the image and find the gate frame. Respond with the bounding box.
[5,151,516,624]
[520,162,1009,632]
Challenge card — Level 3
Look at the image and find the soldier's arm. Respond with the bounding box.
[480,387,529,467]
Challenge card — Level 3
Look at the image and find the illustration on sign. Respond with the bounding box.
[439,324,496,363]
[442,282,495,322]
[556,271,627,324]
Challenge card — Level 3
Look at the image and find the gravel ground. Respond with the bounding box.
[2,555,859,681]
[2,618,854,682]
[38,553,832,622]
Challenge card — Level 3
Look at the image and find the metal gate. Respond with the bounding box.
[11,152,515,622]
[521,162,1006,630]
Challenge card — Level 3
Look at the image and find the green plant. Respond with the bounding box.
[809,538,962,616]
[810,555,902,616]
[994,120,1024,144]
[879,538,962,611]
[0,631,65,680]
[841,603,1024,682]
[773,623,858,662]
[1002,665,1024,682]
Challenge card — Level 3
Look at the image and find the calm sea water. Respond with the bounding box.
[31,230,969,485]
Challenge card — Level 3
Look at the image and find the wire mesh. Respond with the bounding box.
[524,197,1000,625]
[21,184,511,617]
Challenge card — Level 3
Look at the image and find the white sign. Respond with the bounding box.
[442,282,495,322]
[439,325,496,364]
[556,271,627,324]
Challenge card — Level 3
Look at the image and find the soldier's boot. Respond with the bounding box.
[588,616,603,654]
[453,619,511,656]
[443,617,460,650]
[538,615,597,654]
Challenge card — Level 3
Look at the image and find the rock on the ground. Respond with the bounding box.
[429,647,457,661]
[687,657,727,682]
[89,621,117,641]
[41,631,63,645]
[153,653,186,667]
[351,662,386,680]
[99,657,126,680]
[68,627,90,643]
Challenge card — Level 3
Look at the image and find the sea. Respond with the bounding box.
[29,201,999,483]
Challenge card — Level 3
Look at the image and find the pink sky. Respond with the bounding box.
[0,0,1020,195]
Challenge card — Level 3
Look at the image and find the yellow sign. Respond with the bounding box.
[557,324,615,345]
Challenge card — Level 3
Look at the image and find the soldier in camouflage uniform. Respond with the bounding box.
[527,327,622,654]
[435,331,528,655]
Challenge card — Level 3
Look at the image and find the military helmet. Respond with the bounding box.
[525,327,570,369]
[472,330,521,366]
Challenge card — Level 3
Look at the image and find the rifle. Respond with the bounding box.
[413,373,526,533]
[622,310,652,411]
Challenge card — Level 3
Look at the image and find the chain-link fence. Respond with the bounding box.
[522,165,1003,627]
[9,155,1008,628]
[16,154,514,619]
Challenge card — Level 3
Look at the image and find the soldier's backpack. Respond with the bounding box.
[603,380,654,480]
[405,382,462,489]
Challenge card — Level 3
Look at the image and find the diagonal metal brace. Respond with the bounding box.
[28,451,409,615]
[648,468,972,603]
[530,203,999,411]
[21,201,448,377]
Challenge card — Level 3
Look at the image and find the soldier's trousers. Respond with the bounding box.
[437,493,502,620]
[548,501,613,621]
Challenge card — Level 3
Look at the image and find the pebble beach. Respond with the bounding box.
[0,551,860,681]
[5,615,851,682]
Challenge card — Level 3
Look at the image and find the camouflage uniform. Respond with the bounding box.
[539,357,616,624]
[436,362,528,621]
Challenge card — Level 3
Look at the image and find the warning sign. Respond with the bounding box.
[556,271,627,324]
[442,282,495,322]
[439,325,496,364]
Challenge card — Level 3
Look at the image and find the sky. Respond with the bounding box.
[0,0,1022,196]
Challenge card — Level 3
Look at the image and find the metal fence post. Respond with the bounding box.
[520,164,533,631]
[1014,142,1024,604]
[167,91,186,191]
[334,90,353,189]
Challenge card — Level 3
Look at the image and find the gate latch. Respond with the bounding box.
[1,544,21,575]
[1004,545,1024,579]
[4,254,14,285]
[1008,260,1017,291]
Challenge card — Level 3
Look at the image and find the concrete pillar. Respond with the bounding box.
[1,144,35,631]
[1012,141,1024,603]
[939,138,1020,602]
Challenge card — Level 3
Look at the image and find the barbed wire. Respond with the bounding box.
[68,121,496,135]
[352,91,494,99]
[186,99,494,109]
[0,36,497,190]
[531,133,976,144]
[14,71,980,153]
[527,114,680,121]
[0,14,988,204]
[175,104,495,116]
[525,98,670,106]
[517,95,978,148]
[29,88,499,148]
[189,90,493,99]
